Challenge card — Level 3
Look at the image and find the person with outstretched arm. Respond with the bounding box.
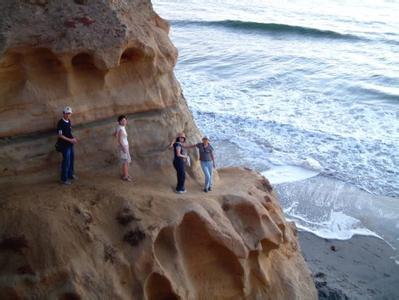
[179,135,216,192]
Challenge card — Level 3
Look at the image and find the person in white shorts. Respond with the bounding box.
[116,115,132,181]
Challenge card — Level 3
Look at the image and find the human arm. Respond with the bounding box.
[168,139,175,149]
[58,130,77,144]
[211,151,216,168]
[175,145,188,159]
[182,142,197,149]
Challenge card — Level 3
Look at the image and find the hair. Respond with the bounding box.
[118,115,126,123]
[175,136,186,143]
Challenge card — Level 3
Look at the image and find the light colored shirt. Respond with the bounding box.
[118,125,129,146]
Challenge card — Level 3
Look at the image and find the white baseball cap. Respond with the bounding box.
[63,106,73,114]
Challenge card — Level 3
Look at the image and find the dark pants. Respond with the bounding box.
[61,146,74,182]
[173,158,185,191]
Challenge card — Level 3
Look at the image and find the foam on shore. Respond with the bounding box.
[261,165,319,184]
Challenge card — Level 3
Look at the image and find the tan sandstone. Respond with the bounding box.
[0,167,316,299]
[0,0,200,178]
[0,1,317,299]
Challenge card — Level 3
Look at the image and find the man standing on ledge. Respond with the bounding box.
[57,106,78,185]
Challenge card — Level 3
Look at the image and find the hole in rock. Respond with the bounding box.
[177,212,244,298]
[59,292,81,300]
[74,0,88,4]
[120,48,143,64]
[145,273,179,300]
[71,53,96,70]
[27,48,65,73]
[0,235,29,253]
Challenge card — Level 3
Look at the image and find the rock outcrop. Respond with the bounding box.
[0,1,317,299]
[0,168,317,299]
[0,0,200,178]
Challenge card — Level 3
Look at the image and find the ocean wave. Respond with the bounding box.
[192,110,399,198]
[275,175,399,252]
[171,19,363,41]
[352,83,399,102]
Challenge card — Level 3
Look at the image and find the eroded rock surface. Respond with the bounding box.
[0,0,200,177]
[0,1,317,299]
[0,168,317,299]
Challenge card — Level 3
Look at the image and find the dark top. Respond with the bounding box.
[57,119,73,149]
[173,142,185,161]
[196,143,214,161]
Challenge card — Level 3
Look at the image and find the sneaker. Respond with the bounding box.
[203,188,208,193]
[69,175,78,180]
[208,186,212,191]
[61,180,71,185]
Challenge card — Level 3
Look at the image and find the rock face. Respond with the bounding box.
[0,1,317,299]
[0,0,200,178]
[0,168,317,299]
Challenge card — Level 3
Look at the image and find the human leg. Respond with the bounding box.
[174,159,185,191]
[173,160,180,191]
[207,161,213,189]
[201,160,211,190]
[68,146,74,179]
[61,147,71,182]
[123,161,129,178]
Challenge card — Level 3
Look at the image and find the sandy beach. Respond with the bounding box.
[299,231,399,299]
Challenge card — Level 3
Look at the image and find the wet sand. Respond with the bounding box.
[299,231,399,299]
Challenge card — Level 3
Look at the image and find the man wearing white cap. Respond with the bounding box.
[57,106,78,185]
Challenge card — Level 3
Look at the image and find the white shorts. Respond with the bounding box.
[119,145,131,163]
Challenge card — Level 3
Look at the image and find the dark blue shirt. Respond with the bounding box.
[57,119,73,149]
[173,142,185,161]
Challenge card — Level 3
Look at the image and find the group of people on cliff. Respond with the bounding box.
[56,106,216,193]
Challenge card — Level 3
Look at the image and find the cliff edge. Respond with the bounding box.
[0,1,317,299]
[1,168,316,299]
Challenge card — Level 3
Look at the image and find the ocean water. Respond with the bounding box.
[153,0,399,259]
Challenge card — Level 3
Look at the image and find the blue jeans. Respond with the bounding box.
[61,146,74,182]
[201,160,213,189]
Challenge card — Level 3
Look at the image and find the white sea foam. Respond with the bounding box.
[261,165,319,184]
[287,211,382,240]
[153,0,399,260]
[275,175,399,256]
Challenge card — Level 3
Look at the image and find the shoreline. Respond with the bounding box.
[298,231,399,299]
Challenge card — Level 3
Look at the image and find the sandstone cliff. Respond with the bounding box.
[1,168,316,299]
[0,1,317,299]
[0,0,201,178]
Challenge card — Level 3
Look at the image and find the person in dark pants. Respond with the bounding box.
[57,106,77,185]
[172,132,188,193]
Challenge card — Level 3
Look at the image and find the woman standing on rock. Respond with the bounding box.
[172,132,189,193]
[116,115,132,181]
[186,136,216,192]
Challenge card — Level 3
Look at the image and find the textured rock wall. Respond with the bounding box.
[0,168,317,299]
[0,1,317,299]
[0,0,201,177]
